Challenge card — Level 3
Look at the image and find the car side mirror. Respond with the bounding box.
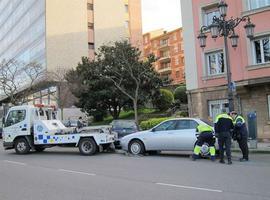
[152,128,156,132]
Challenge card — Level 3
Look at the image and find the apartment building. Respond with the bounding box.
[143,28,185,85]
[181,0,270,139]
[0,0,142,108]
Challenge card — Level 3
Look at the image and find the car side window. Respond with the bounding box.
[154,120,177,131]
[189,120,199,129]
[5,110,26,127]
[175,120,198,130]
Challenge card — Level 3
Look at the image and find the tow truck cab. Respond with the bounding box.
[2,105,115,155]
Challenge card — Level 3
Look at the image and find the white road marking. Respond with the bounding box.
[3,160,27,166]
[156,182,223,193]
[58,169,96,176]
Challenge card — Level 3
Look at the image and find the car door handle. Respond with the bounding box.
[21,128,27,131]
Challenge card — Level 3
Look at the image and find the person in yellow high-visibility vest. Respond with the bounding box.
[230,111,249,162]
[192,123,216,161]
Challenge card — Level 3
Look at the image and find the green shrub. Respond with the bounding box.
[153,89,174,111]
[140,117,170,130]
[174,85,187,104]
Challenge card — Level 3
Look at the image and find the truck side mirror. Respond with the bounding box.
[2,117,5,127]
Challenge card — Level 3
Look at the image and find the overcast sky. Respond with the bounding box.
[141,0,182,33]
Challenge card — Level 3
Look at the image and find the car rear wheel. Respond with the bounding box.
[79,138,97,156]
[128,140,145,155]
[14,138,30,154]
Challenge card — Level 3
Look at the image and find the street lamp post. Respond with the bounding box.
[197,0,255,112]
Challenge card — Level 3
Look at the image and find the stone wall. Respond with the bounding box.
[188,84,270,140]
[239,84,270,140]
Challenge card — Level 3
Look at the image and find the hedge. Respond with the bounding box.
[140,117,170,130]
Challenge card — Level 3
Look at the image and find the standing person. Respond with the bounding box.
[67,117,72,127]
[192,124,216,161]
[77,117,84,129]
[230,111,249,162]
[215,108,234,165]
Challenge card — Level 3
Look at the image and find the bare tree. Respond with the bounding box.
[0,59,44,105]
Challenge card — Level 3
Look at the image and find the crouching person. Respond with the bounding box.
[192,124,216,161]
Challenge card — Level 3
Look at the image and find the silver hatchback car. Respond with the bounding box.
[120,118,216,155]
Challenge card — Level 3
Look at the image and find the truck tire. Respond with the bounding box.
[79,138,97,156]
[14,137,30,154]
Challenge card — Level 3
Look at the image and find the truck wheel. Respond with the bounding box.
[14,138,30,154]
[128,139,145,155]
[79,138,97,156]
[35,147,45,152]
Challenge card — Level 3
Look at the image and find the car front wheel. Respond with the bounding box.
[128,140,145,155]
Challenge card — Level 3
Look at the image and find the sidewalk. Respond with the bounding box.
[232,142,270,153]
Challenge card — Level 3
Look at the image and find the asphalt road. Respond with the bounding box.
[0,143,270,200]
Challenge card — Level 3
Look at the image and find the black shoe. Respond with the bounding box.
[239,158,249,162]
[228,160,232,165]
[192,154,199,161]
[219,159,225,164]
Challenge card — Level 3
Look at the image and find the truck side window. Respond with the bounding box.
[5,110,26,127]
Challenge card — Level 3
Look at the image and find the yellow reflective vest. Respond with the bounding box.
[196,124,213,133]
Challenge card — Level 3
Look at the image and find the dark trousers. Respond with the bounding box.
[218,132,232,160]
[197,132,215,146]
[237,137,249,160]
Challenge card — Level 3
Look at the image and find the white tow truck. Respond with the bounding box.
[2,105,115,155]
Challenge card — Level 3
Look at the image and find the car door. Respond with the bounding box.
[3,109,29,142]
[144,120,178,151]
[169,119,199,150]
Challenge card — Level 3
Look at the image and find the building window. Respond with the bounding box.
[208,99,229,121]
[181,57,185,65]
[160,61,170,69]
[144,36,148,44]
[88,42,94,49]
[175,57,179,65]
[175,70,180,78]
[174,33,177,41]
[206,51,225,75]
[180,43,184,51]
[248,0,270,10]
[160,38,169,46]
[204,9,220,26]
[252,36,270,64]
[160,50,169,58]
[268,95,270,119]
[125,20,129,29]
[174,44,178,53]
[88,22,94,29]
[125,5,129,12]
[87,3,93,10]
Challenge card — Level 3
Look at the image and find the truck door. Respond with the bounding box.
[3,109,30,142]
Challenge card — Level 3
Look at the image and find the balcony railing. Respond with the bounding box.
[158,66,172,73]
[159,56,171,62]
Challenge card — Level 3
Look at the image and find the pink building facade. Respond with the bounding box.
[181,0,270,140]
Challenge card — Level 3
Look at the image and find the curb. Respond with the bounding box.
[232,148,270,154]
